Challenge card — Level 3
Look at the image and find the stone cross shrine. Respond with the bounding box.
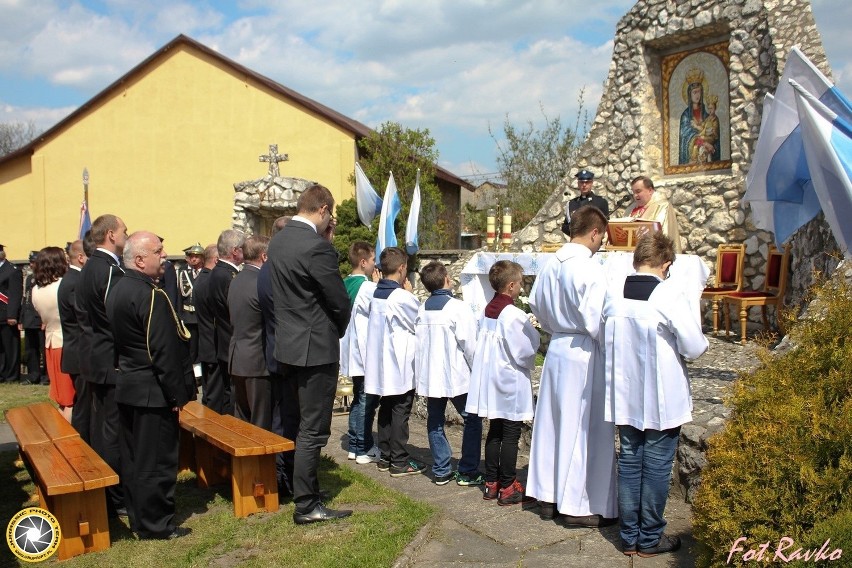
[516,0,840,307]
[259,144,288,177]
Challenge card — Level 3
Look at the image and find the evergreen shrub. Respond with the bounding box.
[692,276,852,566]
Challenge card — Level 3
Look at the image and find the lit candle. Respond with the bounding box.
[501,207,512,247]
[486,207,496,245]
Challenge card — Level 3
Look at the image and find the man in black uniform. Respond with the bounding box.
[192,244,218,408]
[561,169,610,235]
[177,243,204,367]
[20,251,48,385]
[58,240,90,441]
[0,244,23,382]
[107,231,195,540]
[205,229,245,415]
[76,214,128,516]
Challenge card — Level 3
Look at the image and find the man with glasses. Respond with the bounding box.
[561,170,610,235]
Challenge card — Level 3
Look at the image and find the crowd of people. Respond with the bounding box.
[0,180,707,557]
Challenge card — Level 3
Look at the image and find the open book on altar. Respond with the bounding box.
[605,219,661,251]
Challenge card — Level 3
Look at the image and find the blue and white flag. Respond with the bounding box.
[405,169,421,255]
[376,172,401,262]
[354,162,383,227]
[78,198,91,239]
[744,46,852,246]
[791,80,852,258]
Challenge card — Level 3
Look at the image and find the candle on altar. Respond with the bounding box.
[486,207,496,245]
[501,207,512,247]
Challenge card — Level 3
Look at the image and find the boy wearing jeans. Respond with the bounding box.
[466,260,540,505]
[415,261,483,486]
[339,241,380,463]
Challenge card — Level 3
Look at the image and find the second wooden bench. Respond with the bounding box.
[178,401,294,517]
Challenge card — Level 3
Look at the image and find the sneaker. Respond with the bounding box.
[433,471,456,486]
[622,541,637,556]
[483,481,500,500]
[389,460,427,477]
[347,451,356,460]
[377,459,391,472]
[355,453,379,464]
[637,534,682,558]
[497,479,535,506]
[456,471,485,486]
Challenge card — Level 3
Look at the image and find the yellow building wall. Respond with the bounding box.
[0,45,357,260]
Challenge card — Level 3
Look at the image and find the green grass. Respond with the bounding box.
[0,383,52,421]
[0,454,434,567]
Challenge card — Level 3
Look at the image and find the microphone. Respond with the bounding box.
[615,194,632,208]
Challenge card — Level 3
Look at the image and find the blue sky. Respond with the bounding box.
[1,0,849,182]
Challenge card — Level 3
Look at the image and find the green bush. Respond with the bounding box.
[692,276,852,566]
[333,198,377,276]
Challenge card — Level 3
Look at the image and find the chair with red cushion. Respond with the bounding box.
[701,243,746,334]
[723,244,790,344]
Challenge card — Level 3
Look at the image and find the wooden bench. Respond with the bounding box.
[178,401,295,517]
[6,403,119,560]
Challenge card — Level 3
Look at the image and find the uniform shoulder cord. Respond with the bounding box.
[146,287,192,362]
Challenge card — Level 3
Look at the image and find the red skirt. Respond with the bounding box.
[46,347,75,407]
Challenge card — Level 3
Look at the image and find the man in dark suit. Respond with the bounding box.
[205,229,244,415]
[193,244,218,408]
[268,184,352,524]
[257,216,296,495]
[20,252,48,385]
[107,231,195,540]
[0,244,23,382]
[561,169,610,235]
[76,213,128,516]
[228,236,272,428]
[58,240,90,442]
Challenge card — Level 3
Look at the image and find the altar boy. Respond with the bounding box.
[466,260,539,505]
[415,261,482,486]
[364,247,426,478]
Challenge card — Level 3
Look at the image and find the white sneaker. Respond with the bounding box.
[355,446,381,465]
[348,452,356,460]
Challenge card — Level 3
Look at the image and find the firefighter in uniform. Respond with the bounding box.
[177,242,204,369]
[561,169,610,235]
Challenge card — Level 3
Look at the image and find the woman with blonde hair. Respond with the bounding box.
[31,247,75,421]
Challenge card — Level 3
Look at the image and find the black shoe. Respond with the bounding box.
[537,501,557,520]
[637,534,682,557]
[389,460,426,477]
[558,514,617,527]
[377,459,391,472]
[622,540,638,556]
[293,503,353,525]
[433,471,456,485]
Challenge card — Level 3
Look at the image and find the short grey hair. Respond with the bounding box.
[217,229,246,257]
[122,231,157,266]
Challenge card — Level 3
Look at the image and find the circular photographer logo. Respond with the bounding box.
[6,508,61,562]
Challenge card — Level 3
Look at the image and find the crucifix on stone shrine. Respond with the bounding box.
[259,143,288,177]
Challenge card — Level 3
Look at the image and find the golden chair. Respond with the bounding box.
[701,243,746,334]
[723,244,790,345]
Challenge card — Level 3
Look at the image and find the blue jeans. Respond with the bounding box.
[617,425,681,550]
[347,377,378,455]
[426,394,483,477]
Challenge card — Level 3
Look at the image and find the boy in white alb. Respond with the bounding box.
[466,260,539,505]
[527,206,618,526]
[415,261,483,486]
[364,247,426,477]
[339,241,380,463]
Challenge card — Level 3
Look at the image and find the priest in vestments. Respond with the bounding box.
[622,176,682,252]
[526,206,618,526]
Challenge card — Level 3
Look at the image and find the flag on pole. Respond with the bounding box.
[405,169,421,255]
[791,80,852,258]
[744,46,852,246]
[376,172,401,263]
[354,162,383,227]
[79,167,92,239]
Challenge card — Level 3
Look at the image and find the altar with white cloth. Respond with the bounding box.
[459,250,710,321]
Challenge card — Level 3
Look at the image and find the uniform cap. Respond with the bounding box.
[575,169,595,180]
[183,242,205,255]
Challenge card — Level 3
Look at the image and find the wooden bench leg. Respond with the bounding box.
[739,305,748,345]
[43,487,110,560]
[231,454,279,517]
[194,438,230,488]
[178,428,196,474]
